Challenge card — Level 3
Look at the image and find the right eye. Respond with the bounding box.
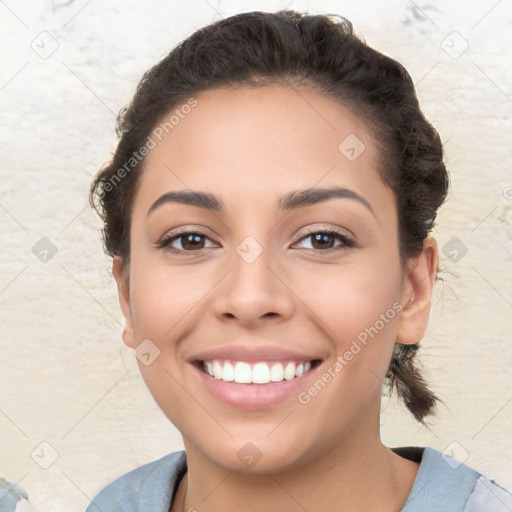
[158,230,218,253]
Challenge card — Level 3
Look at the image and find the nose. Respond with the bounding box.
[211,237,295,328]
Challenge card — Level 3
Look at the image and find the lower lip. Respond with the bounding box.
[192,363,320,410]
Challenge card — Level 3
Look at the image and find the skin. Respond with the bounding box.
[112,84,438,512]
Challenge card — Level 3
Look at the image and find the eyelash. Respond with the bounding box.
[156,227,357,255]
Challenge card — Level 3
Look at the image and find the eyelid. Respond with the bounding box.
[158,224,217,242]
[294,225,355,242]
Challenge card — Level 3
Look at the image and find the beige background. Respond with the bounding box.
[1,0,511,510]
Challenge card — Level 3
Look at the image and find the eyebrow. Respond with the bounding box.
[147,186,375,217]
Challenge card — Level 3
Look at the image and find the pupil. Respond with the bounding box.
[184,234,203,249]
[313,233,332,249]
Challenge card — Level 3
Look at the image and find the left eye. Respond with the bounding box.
[293,230,355,251]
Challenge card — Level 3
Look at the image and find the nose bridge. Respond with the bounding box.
[212,231,294,324]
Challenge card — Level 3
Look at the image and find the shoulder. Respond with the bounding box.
[85,450,187,512]
[464,475,512,512]
[397,446,512,512]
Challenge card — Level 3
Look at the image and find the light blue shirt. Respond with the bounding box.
[85,446,512,511]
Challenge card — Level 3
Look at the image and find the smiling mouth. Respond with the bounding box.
[194,359,323,384]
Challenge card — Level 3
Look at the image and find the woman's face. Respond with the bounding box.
[114,84,433,473]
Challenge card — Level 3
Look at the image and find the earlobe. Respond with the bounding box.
[396,238,438,345]
[112,257,136,349]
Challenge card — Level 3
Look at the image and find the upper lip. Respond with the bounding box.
[188,345,323,363]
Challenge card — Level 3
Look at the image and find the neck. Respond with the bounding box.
[172,418,419,512]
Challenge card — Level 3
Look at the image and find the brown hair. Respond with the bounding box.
[90,10,448,424]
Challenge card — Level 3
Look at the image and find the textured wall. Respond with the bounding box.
[1,0,511,510]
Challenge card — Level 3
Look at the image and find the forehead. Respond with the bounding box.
[133,84,395,219]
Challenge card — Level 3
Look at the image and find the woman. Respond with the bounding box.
[85,10,512,512]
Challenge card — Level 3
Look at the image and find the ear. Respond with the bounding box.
[396,237,438,345]
[112,257,136,349]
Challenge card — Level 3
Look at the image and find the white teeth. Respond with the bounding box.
[252,362,271,383]
[203,359,316,384]
[234,361,252,383]
[270,362,284,382]
[222,361,235,381]
[284,362,295,380]
[213,360,223,379]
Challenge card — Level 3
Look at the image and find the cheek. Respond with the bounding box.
[127,262,204,424]
[301,269,401,414]
[302,255,402,404]
[302,256,402,341]
[129,259,213,343]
